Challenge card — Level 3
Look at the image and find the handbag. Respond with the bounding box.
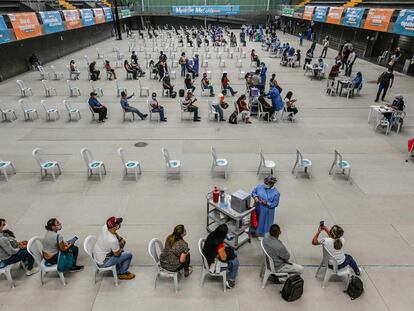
[220,102,229,109]
[56,235,75,272]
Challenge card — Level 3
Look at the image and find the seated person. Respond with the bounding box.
[303,49,313,70]
[104,60,117,80]
[120,91,147,120]
[183,90,201,122]
[203,224,239,289]
[160,225,192,277]
[88,92,107,122]
[312,224,360,276]
[201,73,215,97]
[352,72,363,90]
[0,218,38,276]
[384,95,405,122]
[251,49,260,67]
[93,217,135,280]
[89,61,100,81]
[284,91,298,121]
[221,72,237,96]
[263,224,304,278]
[148,92,167,122]
[124,60,137,79]
[162,76,176,98]
[258,91,274,120]
[69,60,80,79]
[42,218,83,272]
[131,51,138,65]
[236,94,252,124]
[328,62,341,80]
[184,74,196,93]
[212,90,227,122]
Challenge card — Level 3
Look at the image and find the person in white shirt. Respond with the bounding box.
[345,50,357,77]
[320,36,329,58]
[93,217,135,280]
[212,90,226,121]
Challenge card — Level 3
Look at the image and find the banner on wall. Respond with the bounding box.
[326,7,345,25]
[8,12,42,40]
[0,15,13,44]
[313,6,329,23]
[103,7,113,21]
[342,8,365,28]
[93,8,105,24]
[39,11,65,34]
[363,8,394,32]
[282,7,295,17]
[121,8,131,18]
[171,5,240,16]
[63,10,82,30]
[394,9,414,36]
[303,6,315,21]
[80,9,95,26]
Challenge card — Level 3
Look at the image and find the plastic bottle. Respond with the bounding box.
[212,186,220,203]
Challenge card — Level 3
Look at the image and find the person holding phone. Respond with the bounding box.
[284,91,298,121]
[160,224,192,277]
[42,218,84,272]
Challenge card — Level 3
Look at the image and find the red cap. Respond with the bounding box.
[106,217,123,229]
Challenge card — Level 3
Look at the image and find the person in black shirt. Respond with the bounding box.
[89,61,100,81]
[131,51,138,65]
[375,68,394,102]
[384,95,404,121]
[184,74,195,93]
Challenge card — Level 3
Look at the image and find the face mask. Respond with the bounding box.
[2,224,8,231]
[56,224,62,231]
[265,183,274,189]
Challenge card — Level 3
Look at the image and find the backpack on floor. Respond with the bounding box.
[179,89,185,97]
[280,274,304,302]
[228,111,238,124]
[345,276,363,300]
[171,91,177,99]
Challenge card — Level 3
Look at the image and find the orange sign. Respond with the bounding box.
[93,8,105,24]
[363,8,394,32]
[303,6,315,21]
[326,7,345,25]
[63,10,82,30]
[8,12,42,40]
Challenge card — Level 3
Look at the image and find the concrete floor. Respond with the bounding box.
[0,29,413,311]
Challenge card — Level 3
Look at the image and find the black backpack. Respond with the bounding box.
[228,111,238,124]
[179,89,185,97]
[280,275,304,302]
[345,276,363,300]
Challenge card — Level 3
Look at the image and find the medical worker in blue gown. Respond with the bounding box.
[251,176,280,238]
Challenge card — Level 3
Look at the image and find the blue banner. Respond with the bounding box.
[342,8,365,28]
[313,6,329,23]
[39,11,65,34]
[0,15,12,44]
[394,9,414,37]
[80,9,95,26]
[172,5,240,16]
[103,7,113,22]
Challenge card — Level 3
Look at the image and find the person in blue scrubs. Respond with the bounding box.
[260,62,267,92]
[267,84,284,116]
[251,176,280,238]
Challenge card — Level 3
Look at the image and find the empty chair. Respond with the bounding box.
[377,50,388,64]
[219,59,226,68]
[32,148,62,181]
[16,80,33,97]
[40,100,60,121]
[238,68,246,80]
[207,100,219,122]
[390,110,406,134]
[257,148,276,176]
[19,99,38,121]
[90,81,103,97]
[80,148,106,181]
[118,147,141,181]
[292,149,312,178]
[211,147,228,179]
[42,80,57,97]
[50,65,64,80]
[148,238,180,293]
[96,48,104,59]
[161,147,180,176]
[138,79,149,97]
[198,238,227,292]
[63,100,81,121]
[375,116,391,135]
[83,235,118,286]
[0,101,17,121]
[38,66,49,80]
[116,80,127,97]
[67,80,80,97]
[329,150,351,181]
[0,157,16,181]
[27,236,66,286]
[84,55,90,68]
[260,239,289,288]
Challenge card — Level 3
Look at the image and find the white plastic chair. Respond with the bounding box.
[16,80,33,97]
[161,147,180,176]
[198,238,227,292]
[375,117,391,135]
[40,100,60,121]
[238,68,246,80]
[148,238,180,293]
[42,80,57,97]
[390,111,406,134]
[32,148,61,181]
[38,66,50,80]
[96,48,104,59]
[207,100,219,122]
[201,82,211,97]
[19,99,38,121]
[90,81,103,97]
[63,100,81,121]
[0,262,21,288]
[377,50,388,64]
[138,79,149,97]
[0,158,16,181]
[27,236,66,286]
[329,150,351,181]
[148,99,160,122]
[0,101,17,122]
[179,100,194,120]
[50,65,64,80]
[257,148,276,176]
[211,147,228,179]
[67,65,79,80]
[118,147,141,181]
[292,149,312,178]
[67,80,80,97]
[116,80,127,97]
[83,235,118,286]
[84,55,90,68]
[260,239,289,288]
[81,148,106,181]
[257,101,270,122]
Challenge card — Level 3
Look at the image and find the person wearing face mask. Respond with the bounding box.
[42,218,84,272]
[251,176,281,239]
[148,92,167,122]
[93,217,135,280]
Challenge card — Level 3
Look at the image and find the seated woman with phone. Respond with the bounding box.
[42,218,84,272]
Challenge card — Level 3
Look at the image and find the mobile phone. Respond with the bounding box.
[68,236,78,244]
[319,221,324,227]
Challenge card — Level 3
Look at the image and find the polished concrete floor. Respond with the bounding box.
[0,28,413,311]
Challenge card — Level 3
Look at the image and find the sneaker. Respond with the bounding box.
[184,267,193,277]
[99,120,105,123]
[26,266,40,276]
[161,119,167,122]
[194,119,201,122]
[226,280,235,289]
[374,99,379,103]
[70,265,84,272]
[220,119,226,122]
[118,272,136,280]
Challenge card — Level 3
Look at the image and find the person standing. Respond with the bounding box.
[310,40,316,58]
[299,32,304,46]
[251,176,280,238]
[260,63,267,92]
[345,50,357,77]
[320,36,329,58]
[375,68,394,102]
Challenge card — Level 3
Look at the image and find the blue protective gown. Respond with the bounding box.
[251,184,280,236]
[260,65,267,88]
[267,86,284,111]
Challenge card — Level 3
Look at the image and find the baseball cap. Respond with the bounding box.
[106,217,123,229]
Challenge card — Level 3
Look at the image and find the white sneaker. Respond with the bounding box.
[26,267,40,276]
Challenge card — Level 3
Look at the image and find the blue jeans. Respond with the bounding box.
[152,107,166,120]
[224,86,235,95]
[181,64,186,77]
[205,85,214,95]
[212,104,224,120]
[376,83,389,101]
[3,249,35,270]
[125,107,145,119]
[223,258,239,281]
[101,251,133,275]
